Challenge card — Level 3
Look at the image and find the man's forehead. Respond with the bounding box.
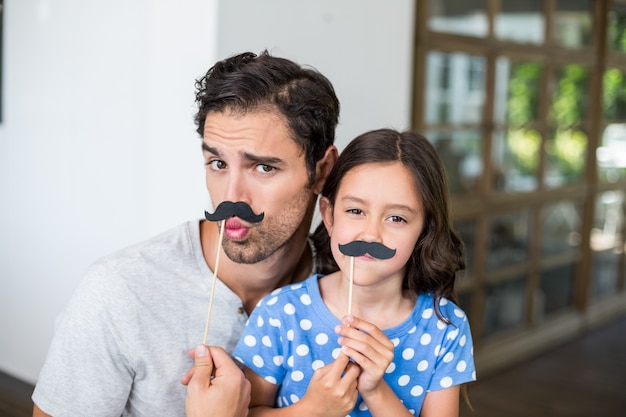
[203,110,304,158]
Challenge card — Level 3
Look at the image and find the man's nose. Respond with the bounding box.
[222,170,250,204]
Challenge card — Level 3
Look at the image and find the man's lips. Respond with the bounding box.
[223,218,251,240]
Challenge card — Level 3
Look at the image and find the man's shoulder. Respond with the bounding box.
[67,219,204,313]
[81,219,202,288]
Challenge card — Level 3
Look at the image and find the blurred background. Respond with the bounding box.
[1,0,625,415]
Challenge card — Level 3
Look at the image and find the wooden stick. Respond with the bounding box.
[347,256,354,316]
[202,220,225,345]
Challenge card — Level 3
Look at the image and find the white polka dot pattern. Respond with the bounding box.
[233,274,476,416]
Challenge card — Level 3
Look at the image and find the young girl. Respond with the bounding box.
[232,129,476,417]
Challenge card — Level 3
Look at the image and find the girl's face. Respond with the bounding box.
[321,162,425,288]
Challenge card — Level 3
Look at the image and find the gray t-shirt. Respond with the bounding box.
[32,220,248,416]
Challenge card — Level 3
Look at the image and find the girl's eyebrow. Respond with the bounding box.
[387,203,419,214]
[341,195,366,204]
[341,194,418,214]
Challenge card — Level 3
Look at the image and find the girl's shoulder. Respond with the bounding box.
[416,293,469,328]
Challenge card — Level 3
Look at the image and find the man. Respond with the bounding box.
[32,50,339,417]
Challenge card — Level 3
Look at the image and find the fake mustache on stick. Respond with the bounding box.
[338,240,396,260]
[204,201,264,223]
[201,200,263,346]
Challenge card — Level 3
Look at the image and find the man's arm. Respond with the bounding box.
[31,264,135,416]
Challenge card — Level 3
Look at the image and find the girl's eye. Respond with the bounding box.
[207,160,227,170]
[255,164,276,173]
[388,215,406,223]
[347,208,364,215]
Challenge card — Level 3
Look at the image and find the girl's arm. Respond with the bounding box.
[246,353,360,417]
[361,384,460,417]
[421,386,460,417]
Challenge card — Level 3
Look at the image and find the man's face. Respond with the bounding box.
[202,110,317,264]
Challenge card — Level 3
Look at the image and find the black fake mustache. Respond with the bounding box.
[204,201,264,223]
[338,240,396,260]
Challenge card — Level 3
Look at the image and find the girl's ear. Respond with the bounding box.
[319,196,334,234]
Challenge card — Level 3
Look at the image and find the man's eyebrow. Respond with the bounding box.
[202,143,285,166]
[202,143,220,156]
[242,152,284,166]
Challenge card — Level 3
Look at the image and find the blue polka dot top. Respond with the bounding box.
[233,274,476,416]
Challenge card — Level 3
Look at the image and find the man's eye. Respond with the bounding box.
[255,164,276,173]
[208,160,227,170]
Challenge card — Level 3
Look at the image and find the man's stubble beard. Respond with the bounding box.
[220,190,315,264]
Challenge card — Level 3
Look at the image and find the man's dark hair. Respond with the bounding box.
[194,50,340,182]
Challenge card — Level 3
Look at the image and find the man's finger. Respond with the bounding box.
[180,365,196,386]
[206,346,241,377]
[190,344,215,388]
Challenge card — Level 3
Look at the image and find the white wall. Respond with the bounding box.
[217,0,415,151]
[0,0,414,384]
[0,0,218,383]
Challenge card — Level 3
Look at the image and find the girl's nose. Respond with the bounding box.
[359,218,382,242]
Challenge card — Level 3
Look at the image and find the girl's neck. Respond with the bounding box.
[319,271,416,330]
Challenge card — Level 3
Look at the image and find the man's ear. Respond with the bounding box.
[311,145,338,195]
[319,196,334,234]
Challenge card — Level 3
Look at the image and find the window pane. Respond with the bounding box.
[590,191,625,298]
[493,58,543,192]
[545,128,587,187]
[554,0,593,48]
[495,0,545,44]
[598,124,626,183]
[494,59,543,126]
[483,277,526,336]
[592,249,621,297]
[492,128,540,192]
[608,0,626,53]
[428,0,487,37]
[429,130,482,196]
[425,51,486,124]
[549,65,590,126]
[486,210,530,271]
[536,263,576,321]
[603,68,626,121]
[540,201,583,256]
